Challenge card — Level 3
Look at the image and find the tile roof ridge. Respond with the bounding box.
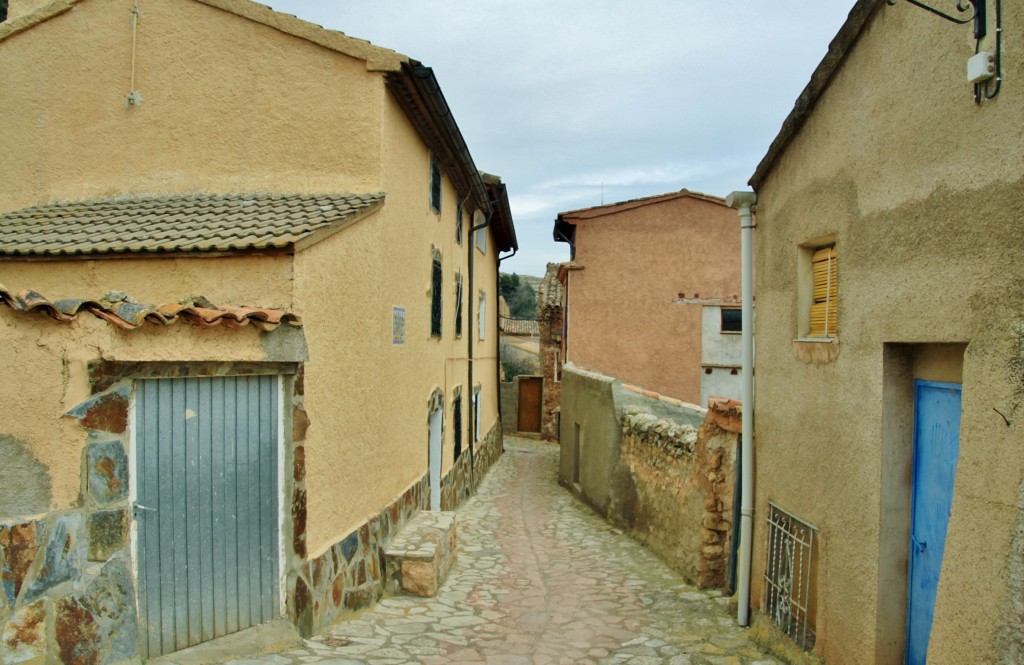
[0,284,301,332]
[557,188,728,220]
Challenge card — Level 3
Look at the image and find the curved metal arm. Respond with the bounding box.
[888,0,986,39]
[887,0,976,24]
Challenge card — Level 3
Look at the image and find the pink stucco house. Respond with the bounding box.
[552,189,741,406]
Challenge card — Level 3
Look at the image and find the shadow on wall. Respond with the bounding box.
[557,362,741,589]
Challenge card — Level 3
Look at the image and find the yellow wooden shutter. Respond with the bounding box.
[809,246,837,337]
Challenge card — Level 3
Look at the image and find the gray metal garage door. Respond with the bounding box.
[135,375,280,658]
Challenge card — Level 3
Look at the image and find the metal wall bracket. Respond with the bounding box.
[886,0,985,39]
[888,0,1002,104]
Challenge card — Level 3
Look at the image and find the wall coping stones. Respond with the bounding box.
[622,412,699,459]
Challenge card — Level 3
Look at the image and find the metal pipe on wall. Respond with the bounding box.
[467,209,490,490]
[725,190,757,626]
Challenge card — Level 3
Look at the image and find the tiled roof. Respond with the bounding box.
[537,263,564,315]
[556,189,726,221]
[0,285,300,332]
[500,318,539,337]
[0,192,385,257]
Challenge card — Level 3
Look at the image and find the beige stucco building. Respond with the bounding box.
[553,190,742,406]
[0,1,515,661]
[746,1,1023,663]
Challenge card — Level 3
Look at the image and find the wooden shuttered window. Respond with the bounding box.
[809,246,837,337]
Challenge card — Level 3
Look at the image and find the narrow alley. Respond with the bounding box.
[158,438,779,665]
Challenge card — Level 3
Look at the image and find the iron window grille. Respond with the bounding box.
[430,254,443,337]
[456,205,463,245]
[764,501,818,650]
[430,156,442,214]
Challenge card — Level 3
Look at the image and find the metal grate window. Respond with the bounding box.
[430,156,442,214]
[430,254,443,337]
[764,502,818,650]
[453,392,462,460]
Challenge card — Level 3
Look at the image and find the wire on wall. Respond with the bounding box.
[887,0,1003,105]
[976,0,1002,103]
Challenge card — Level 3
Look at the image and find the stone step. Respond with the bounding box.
[384,511,457,597]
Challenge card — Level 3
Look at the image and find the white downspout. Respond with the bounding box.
[726,190,756,626]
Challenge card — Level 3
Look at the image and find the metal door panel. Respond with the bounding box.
[136,375,280,658]
[906,380,961,665]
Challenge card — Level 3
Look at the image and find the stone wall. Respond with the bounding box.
[539,324,562,442]
[538,262,564,442]
[1,360,298,665]
[558,361,739,590]
[291,420,503,636]
[609,399,740,588]
[440,421,503,511]
[0,357,504,662]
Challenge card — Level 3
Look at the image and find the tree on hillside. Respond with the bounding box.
[500,273,536,319]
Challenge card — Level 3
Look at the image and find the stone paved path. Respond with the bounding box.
[163,437,779,665]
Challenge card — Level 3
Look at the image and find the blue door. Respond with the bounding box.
[906,380,961,664]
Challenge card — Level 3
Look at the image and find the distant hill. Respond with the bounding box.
[499,272,542,291]
[499,272,542,319]
[517,274,543,292]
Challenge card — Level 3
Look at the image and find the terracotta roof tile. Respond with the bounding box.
[500,318,539,336]
[538,263,565,315]
[0,285,300,332]
[0,192,385,257]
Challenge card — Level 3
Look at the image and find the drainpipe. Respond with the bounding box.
[726,190,757,627]
[467,209,491,490]
[497,246,517,435]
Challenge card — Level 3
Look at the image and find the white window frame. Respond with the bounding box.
[478,290,486,341]
[475,222,487,254]
[473,386,482,442]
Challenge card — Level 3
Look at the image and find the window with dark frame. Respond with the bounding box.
[453,392,463,460]
[430,253,443,337]
[430,156,442,214]
[455,273,463,338]
[721,308,742,333]
[456,205,463,245]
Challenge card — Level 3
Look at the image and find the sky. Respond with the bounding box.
[267,1,855,277]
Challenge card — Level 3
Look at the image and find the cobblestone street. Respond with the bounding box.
[161,437,779,665]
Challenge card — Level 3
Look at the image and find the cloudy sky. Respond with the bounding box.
[268,1,854,277]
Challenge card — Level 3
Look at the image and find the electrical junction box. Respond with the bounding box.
[968,51,996,84]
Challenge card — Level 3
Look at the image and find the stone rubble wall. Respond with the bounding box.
[538,311,563,442]
[608,400,740,589]
[0,364,187,664]
[0,359,505,662]
[291,420,503,636]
